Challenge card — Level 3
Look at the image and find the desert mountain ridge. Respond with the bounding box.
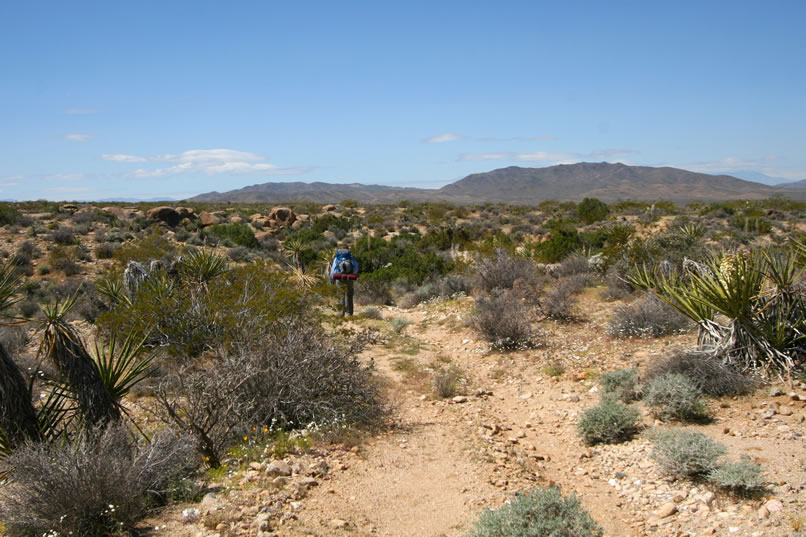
[190,162,806,204]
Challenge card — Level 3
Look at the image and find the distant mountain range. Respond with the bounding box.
[189,162,806,204]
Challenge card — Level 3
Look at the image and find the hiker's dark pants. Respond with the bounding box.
[340,280,354,315]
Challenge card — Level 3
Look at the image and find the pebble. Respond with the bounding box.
[656,502,678,518]
[452,396,468,403]
[764,499,783,513]
[330,519,349,529]
[266,460,292,477]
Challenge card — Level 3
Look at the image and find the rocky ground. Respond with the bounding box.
[139,294,806,537]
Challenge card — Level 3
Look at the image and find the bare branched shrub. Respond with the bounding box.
[0,424,195,537]
[607,293,691,338]
[469,288,537,350]
[474,249,541,293]
[554,253,591,278]
[156,319,384,466]
[644,349,758,397]
[541,274,588,321]
[356,278,393,305]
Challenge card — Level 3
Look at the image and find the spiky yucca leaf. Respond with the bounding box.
[179,249,229,284]
[38,293,120,426]
[92,330,154,412]
[97,275,131,307]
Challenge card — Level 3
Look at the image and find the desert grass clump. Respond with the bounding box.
[577,397,640,445]
[433,366,465,399]
[708,457,765,495]
[0,424,195,537]
[650,428,726,479]
[599,367,641,402]
[607,293,691,338]
[644,373,710,422]
[469,288,537,350]
[467,486,602,537]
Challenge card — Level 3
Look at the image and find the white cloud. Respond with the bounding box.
[458,153,514,161]
[108,148,310,178]
[681,156,806,180]
[424,133,466,143]
[45,173,85,181]
[425,133,556,144]
[64,133,92,142]
[515,151,579,162]
[100,154,147,163]
[64,108,97,114]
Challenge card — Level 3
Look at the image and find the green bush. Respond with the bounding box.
[599,367,640,402]
[650,428,726,478]
[644,373,710,422]
[113,232,176,265]
[207,222,258,248]
[531,226,582,263]
[708,457,765,494]
[0,203,21,226]
[577,397,640,445]
[467,486,602,537]
[577,197,610,225]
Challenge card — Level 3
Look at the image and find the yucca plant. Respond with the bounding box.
[38,293,121,426]
[178,248,229,285]
[96,274,131,307]
[0,263,41,451]
[283,236,307,271]
[632,249,806,378]
[92,329,154,422]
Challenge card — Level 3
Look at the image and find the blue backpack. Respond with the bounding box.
[334,251,355,275]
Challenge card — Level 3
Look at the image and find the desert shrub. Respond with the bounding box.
[227,245,250,262]
[17,241,38,259]
[389,317,412,334]
[433,367,464,399]
[554,252,591,277]
[356,278,393,305]
[643,350,758,397]
[0,203,21,226]
[474,249,539,293]
[18,300,39,318]
[541,274,588,321]
[113,232,176,265]
[600,367,640,402]
[361,306,383,320]
[208,222,258,248]
[607,293,691,338]
[600,261,635,301]
[0,326,29,357]
[50,227,77,245]
[577,396,640,445]
[0,424,195,537]
[48,245,81,276]
[577,197,610,224]
[650,428,726,478]
[467,486,602,537]
[708,457,765,494]
[469,288,537,350]
[531,226,582,263]
[93,242,117,259]
[156,319,383,466]
[435,273,473,296]
[644,373,710,422]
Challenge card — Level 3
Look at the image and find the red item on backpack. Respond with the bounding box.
[333,273,358,280]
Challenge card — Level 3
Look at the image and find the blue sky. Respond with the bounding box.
[1,1,804,201]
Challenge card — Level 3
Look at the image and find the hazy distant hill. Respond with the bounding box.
[190,181,434,204]
[190,162,805,204]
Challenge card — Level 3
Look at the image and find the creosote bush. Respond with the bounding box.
[467,486,602,537]
[577,396,640,445]
[156,319,384,466]
[0,424,195,537]
[474,249,540,293]
[650,428,726,478]
[644,373,710,422]
[469,288,537,350]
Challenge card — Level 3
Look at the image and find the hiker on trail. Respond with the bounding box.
[330,244,359,316]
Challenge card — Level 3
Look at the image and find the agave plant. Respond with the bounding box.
[632,249,806,378]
